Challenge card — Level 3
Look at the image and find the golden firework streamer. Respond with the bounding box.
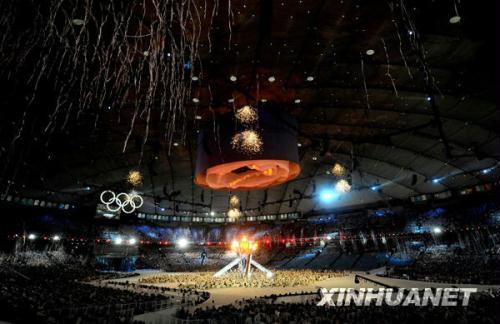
[231,130,263,154]
[0,0,231,179]
[235,105,258,124]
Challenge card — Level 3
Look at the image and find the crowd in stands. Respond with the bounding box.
[2,241,500,323]
[390,250,500,285]
[133,247,278,272]
[139,270,347,290]
[177,290,500,323]
[102,280,210,306]
[135,248,234,272]
[0,252,173,323]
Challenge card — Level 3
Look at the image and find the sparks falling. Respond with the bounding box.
[231,130,263,155]
[235,105,258,124]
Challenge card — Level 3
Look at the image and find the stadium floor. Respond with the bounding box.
[100,270,500,307]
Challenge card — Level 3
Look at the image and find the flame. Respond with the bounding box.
[230,236,258,253]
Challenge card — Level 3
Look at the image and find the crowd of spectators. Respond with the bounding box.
[134,247,276,272]
[135,248,234,272]
[0,252,172,323]
[102,280,210,306]
[177,290,500,323]
[390,250,500,284]
[2,244,500,323]
[139,270,347,289]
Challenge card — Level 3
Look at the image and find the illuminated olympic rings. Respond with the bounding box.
[100,190,143,214]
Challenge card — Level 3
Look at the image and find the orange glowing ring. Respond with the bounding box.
[194,106,300,190]
[195,159,300,190]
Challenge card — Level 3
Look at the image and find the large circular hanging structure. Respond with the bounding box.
[194,105,301,190]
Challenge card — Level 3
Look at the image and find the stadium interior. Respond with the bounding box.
[0,0,499,323]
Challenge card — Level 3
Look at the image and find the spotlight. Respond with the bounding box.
[297,143,302,147]
[128,238,137,245]
[366,49,375,56]
[294,98,301,104]
[192,97,200,103]
[432,227,442,234]
[268,76,276,82]
[177,238,189,249]
[481,167,494,175]
[306,76,314,82]
[210,211,215,216]
[28,233,36,240]
[52,235,61,241]
[229,75,237,82]
[191,76,199,81]
[432,178,441,184]
[114,237,123,245]
[173,142,179,147]
[370,185,379,191]
[195,115,202,120]
[319,189,338,203]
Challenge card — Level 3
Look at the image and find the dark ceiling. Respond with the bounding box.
[0,0,498,216]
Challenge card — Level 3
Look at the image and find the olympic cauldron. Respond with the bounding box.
[214,236,273,279]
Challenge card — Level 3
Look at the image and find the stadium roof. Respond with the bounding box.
[0,0,498,216]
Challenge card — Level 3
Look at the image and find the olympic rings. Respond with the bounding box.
[100,190,143,213]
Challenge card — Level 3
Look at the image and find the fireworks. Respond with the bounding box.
[229,195,240,218]
[127,170,143,187]
[235,105,258,124]
[0,0,231,182]
[231,130,263,154]
[335,179,351,193]
[331,163,347,177]
[232,103,262,155]
[229,195,240,208]
[227,208,241,219]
